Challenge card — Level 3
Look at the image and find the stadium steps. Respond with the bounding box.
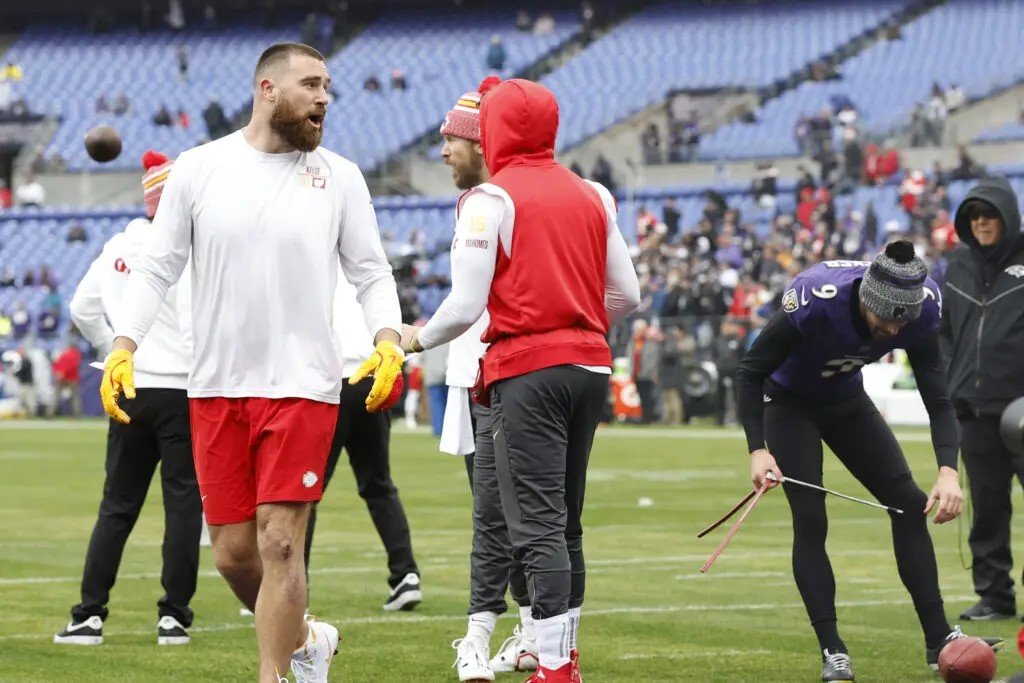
[903,82,1024,148]
[562,0,938,167]
[12,117,59,180]
[490,0,939,185]
[370,6,649,196]
[551,0,929,186]
[558,90,760,187]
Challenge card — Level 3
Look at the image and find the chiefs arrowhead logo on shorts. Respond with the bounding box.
[302,471,318,488]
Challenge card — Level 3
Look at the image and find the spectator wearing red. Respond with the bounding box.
[931,210,958,251]
[900,170,927,214]
[878,141,901,180]
[52,343,82,416]
[796,186,818,229]
[863,143,880,184]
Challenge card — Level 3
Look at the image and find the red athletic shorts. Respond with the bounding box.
[189,397,339,525]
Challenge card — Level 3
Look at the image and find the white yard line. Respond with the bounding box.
[621,649,773,660]
[0,546,966,587]
[0,596,977,642]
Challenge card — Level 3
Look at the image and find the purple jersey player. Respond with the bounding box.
[770,260,941,399]
[735,240,999,681]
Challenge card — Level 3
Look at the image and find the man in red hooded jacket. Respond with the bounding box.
[402,78,640,682]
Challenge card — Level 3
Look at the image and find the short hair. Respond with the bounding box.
[253,42,324,85]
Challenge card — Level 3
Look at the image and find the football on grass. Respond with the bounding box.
[938,637,997,683]
[84,124,122,163]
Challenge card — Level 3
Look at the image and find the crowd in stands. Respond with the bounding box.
[615,150,989,425]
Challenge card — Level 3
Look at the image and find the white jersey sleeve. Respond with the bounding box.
[418,190,503,350]
[585,180,641,326]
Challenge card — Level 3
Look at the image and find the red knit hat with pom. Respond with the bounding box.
[439,77,501,142]
[141,150,173,219]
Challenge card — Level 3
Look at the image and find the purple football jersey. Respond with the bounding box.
[770,260,941,398]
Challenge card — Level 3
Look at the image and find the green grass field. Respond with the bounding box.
[1,421,1023,682]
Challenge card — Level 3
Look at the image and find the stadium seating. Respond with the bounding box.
[6,22,300,171]
[5,9,574,173]
[320,9,576,170]
[544,0,907,150]
[700,0,1024,159]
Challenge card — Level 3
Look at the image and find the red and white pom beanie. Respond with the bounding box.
[141,150,173,219]
[439,77,501,142]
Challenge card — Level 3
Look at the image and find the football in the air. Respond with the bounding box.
[84,124,122,163]
[938,637,997,683]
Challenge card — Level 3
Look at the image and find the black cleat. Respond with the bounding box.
[383,572,422,612]
[959,600,1015,621]
[821,649,854,681]
[926,625,1003,671]
[53,616,103,645]
[157,616,190,645]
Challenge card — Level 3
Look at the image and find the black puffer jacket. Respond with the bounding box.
[941,176,1024,415]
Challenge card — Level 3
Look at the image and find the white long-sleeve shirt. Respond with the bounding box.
[417,180,640,352]
[70,218,192,389]
[114,131,401,403]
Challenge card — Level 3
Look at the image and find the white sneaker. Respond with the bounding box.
[157,616,190,645]
[53,616,103,645]
[383,572,422,611]
[290,619,340,683]
[489,624,539,672]
[451,636,495,682]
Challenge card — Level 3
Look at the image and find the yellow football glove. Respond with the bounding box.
[350,341,405,413]
[100,349,136,424]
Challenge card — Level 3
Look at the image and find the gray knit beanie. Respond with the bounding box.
[860,240,928,322]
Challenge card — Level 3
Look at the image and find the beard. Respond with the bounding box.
[270,96,324,152]
[452,152,485,190]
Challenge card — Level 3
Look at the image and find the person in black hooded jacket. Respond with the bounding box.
[940,175,1024,621]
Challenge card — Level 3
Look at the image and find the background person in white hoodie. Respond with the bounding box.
[301,274,423,612]
[55,150,201,648]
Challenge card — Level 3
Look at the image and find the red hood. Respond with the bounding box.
[480,78,558,175]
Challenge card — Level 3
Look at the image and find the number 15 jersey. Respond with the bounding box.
[769,260,941,399]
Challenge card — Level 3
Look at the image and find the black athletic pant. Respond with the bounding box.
[491,365,608,620]
[764,388,951,651]
[72,389,200,627]
[959,414,1024,609]
[467,399,529,614]
[304,378,418,589]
